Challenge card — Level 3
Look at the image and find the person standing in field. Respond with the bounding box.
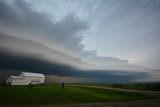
[62,83,64,90]
[28,82,33,89]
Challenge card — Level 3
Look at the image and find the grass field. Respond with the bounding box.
[0,84,158,106]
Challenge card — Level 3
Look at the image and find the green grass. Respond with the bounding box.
[0,85,157,106]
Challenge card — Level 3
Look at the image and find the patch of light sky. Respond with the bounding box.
[26,0,94,22]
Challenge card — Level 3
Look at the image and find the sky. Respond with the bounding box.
[0,0,160,82]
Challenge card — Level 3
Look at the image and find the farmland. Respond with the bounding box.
[0,84,159,107]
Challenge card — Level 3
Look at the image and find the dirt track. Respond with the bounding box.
[51,100,160,107]
[2,100,160,107]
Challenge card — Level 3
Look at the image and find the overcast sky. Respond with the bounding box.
[0,0,160,82]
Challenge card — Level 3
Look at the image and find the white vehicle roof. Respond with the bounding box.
[20,72,45,77]
[10,76,23,79]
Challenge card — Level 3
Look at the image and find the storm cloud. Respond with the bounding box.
[0,33,157,83]
[0,48,146,83]
[0,0,160,82]
[0,0,130,68]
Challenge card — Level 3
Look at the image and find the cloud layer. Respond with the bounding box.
[0,31,157,83]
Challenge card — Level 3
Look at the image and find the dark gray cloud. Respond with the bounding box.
[0,49,146,83]
[0,48,75,76]
[0,0,130,68]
